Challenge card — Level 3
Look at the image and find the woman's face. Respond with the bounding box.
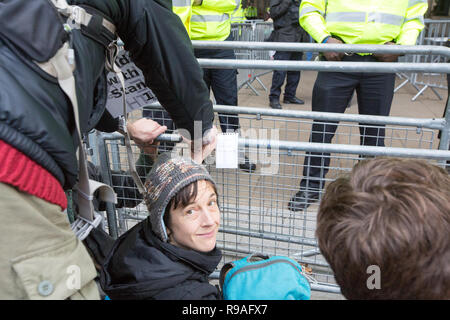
[167,180,220,252]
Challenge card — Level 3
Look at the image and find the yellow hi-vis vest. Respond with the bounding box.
[173,0,195,36]
[191,0,241,41]
[299,0,428,46]
[245,6,257,18]
[231,4,246,23]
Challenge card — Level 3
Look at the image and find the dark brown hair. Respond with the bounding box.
[163,180,218,228]
[317,157,450,299]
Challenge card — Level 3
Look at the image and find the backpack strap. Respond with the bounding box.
[50,0,116,38]
[53,0,146,194]
[31,1,119,240]
[219,262,235,293]
[38,1,145,230]
[104,41,147,194]
[42,42,117,224]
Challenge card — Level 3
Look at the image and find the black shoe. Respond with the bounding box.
[287,190,320,212]
[239,156,256,172]
[283,97,305,105]
[269,100,282,109]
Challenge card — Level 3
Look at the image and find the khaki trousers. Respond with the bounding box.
[0,183,100,300]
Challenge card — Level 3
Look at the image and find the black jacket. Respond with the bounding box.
[0,0,214,190]
[100,218,222,300]
[269,0,308,43]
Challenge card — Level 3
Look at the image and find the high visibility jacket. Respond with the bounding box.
[231,4,246,23]
[191,0,241,41]
[299,0,428,46]
[245,5,258,18]
[172,0,195,36]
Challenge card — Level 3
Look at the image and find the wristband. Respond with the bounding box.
[322,36,331,43]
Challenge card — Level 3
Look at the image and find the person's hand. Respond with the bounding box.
[126,118,167,148]
[374,42,400,62]
[140,141,160,159]
[182,126,218,164]
[323,37,344,61]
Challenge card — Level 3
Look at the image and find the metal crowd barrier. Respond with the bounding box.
[231,18,449,101]
[91,42,450,296]
[395,19,449,101]
[231,21,274,95]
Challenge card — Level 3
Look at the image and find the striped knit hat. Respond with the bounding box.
[143,152,216,242]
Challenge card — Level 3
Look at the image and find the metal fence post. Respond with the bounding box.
[96,131,119,239]
[438,97,450,154]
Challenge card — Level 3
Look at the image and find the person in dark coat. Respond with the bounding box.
[100,153,222,300]
[268,0,309,109]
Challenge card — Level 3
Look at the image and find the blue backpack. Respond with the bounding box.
[219,253,311,300]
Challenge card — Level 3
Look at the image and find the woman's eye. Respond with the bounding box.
[209,200,216,206]
[186,209,195,215]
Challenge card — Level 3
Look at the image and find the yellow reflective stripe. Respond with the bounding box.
[326,12,365,22]
[404,15,425,24]
[326,12,405,26]
[300,6,325,17]
[367,12,404,26]
[172,0,191,6]
[191,13,230,22]
[233,0,241,12]
[408,0,427,7]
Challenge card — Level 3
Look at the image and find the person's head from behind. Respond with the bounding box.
[317,157,450,299]
[144,153,220,252]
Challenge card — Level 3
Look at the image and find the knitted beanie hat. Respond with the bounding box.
[143,152,217,242]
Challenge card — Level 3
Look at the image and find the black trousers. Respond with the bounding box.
[269,51,303,101]
[300,55,396,191]
[194,35,240,133]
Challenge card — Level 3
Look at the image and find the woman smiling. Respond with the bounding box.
[100,153,222,300]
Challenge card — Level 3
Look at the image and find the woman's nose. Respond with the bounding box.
[200,208,216,226]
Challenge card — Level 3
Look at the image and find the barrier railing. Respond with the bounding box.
[95,106,450,294]
[216,19,450,101]
[231,21,274,94]
[93,42,450,296]
[394,19,449,100]
[411,19,449,100]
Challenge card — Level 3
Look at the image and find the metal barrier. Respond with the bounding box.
[229,19,448,100]
[231,21,274,94]
[395,19,450,101]
[92,42,450,296]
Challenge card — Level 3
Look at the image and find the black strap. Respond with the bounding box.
[219,262,235,292]
[77,4,116,48]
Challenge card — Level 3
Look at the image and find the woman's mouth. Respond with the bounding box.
[197,230,216,238]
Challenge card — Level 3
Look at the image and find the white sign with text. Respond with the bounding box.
[106,50,158,117]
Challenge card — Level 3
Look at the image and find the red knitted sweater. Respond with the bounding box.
[0,140,67,210]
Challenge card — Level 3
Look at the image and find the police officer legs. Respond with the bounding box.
[288,56,395,211]
[269,51,305,109]
[194,43,256,172]
[197,49,240,134]
[289,0,428,211]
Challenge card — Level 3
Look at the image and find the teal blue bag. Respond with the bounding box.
[219,253,311,300]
